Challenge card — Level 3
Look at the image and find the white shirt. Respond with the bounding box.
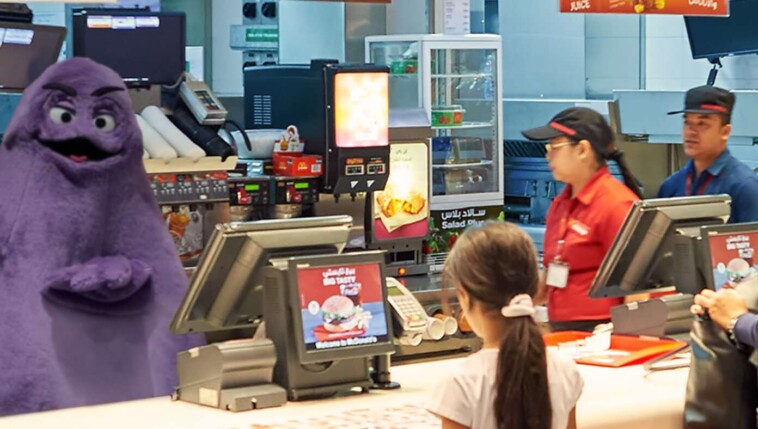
[426,348,583,429]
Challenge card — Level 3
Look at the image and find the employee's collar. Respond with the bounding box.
[685,148,731,177]
[571,165,611,206]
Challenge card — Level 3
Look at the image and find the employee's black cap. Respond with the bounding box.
[521,107,612,145]
[667,85,735,115]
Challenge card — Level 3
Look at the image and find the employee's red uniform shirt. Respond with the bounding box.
[544,166,639,322]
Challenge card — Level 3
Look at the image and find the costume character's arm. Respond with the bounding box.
[44,255,151,303]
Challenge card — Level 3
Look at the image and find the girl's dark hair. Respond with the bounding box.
[606,149,644,199]
[585,118,644,199]
[442,222,551,429]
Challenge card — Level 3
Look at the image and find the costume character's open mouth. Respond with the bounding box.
[39,137,115,163]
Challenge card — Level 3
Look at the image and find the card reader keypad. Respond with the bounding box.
[389,295,427,328]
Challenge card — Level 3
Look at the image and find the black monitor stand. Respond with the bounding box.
[706,57,722,86]
[371,354,401,390]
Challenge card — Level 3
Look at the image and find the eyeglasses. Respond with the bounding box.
[545,140,576,152]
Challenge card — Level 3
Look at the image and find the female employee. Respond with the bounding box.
[522,107,643,332]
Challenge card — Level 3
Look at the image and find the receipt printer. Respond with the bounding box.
[175,338,287,411]
[611,294,694,337]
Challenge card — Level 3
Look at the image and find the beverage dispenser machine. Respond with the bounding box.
[244,60,390,195]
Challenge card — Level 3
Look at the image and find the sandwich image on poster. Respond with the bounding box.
[297,262,390,350]
[707,231,758,290]
[373,142,429,241]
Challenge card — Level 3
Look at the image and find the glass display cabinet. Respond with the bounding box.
[366,34,504,269]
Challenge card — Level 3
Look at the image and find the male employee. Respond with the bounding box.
[658,85,758,223]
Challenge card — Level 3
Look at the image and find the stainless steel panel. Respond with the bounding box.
[345,2,386,64]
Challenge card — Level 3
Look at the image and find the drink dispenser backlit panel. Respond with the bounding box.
[244,60,390,194]
[333,73,389,149]
[329,68,390,193]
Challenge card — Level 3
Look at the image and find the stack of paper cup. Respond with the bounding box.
[434,313,459,336]
[422,317,445,341]
[397,332,423,346]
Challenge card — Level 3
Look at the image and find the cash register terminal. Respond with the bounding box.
[170,215,399,408]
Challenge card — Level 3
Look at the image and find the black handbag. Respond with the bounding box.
[684,278,758,429]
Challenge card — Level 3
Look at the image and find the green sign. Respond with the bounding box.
[245,184,260,191]
[427,205,504,255]
[245,28,278,44]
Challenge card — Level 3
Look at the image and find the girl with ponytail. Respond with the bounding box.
[426,222,583,429]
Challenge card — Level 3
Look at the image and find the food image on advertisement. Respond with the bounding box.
[376,185,426,218]
[162,205,203,260]
[297,263,389,351]
[376,191,404,218]
[375,183,427,232]
[632,0,665,13]
[372,142,429,240]
[707,232,758,290]
[319,295,364,336]
[402,191,426,215]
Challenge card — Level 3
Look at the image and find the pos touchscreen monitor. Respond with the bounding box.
[286,251,394,364]
[700,222,758,291]
[72,8,185,86]
[589,195,731,298]
[0,22,66,91]
[170,215,353,335]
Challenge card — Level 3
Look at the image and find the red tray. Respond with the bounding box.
[543,331,687,367]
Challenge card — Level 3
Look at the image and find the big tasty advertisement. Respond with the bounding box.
[296,263,389,351]
[707,232,758,290]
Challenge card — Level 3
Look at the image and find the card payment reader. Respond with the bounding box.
[386,277,428,333]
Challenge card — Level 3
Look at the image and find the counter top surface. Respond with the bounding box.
[0,355,688,429]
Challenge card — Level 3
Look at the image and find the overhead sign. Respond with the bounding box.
[560,0,728,16]
[302,0,391,3]
[19,1,114,3]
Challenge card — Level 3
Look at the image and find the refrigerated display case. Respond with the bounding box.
[366,34,503,270]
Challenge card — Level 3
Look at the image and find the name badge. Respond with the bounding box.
[546,261,570,289]
[569,220,590,236]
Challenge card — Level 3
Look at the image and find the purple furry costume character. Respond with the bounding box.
[0,58,203,416]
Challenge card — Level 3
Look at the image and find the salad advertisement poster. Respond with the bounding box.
[425,205,504,256]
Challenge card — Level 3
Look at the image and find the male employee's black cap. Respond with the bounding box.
[667,85,735,116]
[521,107,612,145]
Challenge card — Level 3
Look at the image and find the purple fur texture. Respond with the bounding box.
[0,58,204,416]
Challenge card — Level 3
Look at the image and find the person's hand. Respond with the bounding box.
[691,289,749,330]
